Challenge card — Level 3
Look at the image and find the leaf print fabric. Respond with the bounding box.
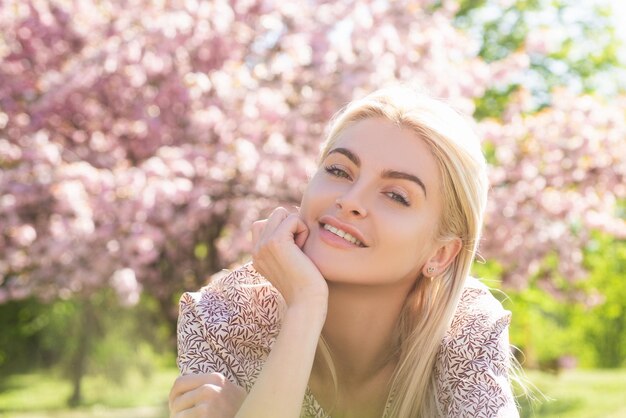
[177,263,518,417]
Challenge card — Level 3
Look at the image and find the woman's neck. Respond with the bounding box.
[308,280,414,417]
[316,279,413,384]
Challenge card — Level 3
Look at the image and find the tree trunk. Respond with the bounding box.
[68,298,94,407]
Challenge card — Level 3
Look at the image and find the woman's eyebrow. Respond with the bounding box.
[328,147,360,166]
[327,147,427,198]
[381,169,427,198]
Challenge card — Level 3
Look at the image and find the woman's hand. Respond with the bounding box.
[169,373,246,418]
[251,207,328,309]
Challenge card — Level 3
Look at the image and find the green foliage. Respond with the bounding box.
[473,231,626,369]
[455,0,488,18]
[0,298,74,374]
[194,243,209,261]
[0,291,175,405]
[455,0,541,61]
[573,233,626,367]
[474,259,576,368]
[507,279,583,368]
[455,0,626,117]
[87,292,175,384]
[474,84,521,120]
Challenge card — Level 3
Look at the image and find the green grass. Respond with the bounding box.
[0,368,625,417]
[0,367,179,418]
[519,369,626,418]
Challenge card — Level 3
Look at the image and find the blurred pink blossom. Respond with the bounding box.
[110,268,142,307]
[1,0,623,310]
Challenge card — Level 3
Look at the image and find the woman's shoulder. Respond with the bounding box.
[435,278,517,416]
[180,262,284,328]
[446,277,511,340]
[438,276,512,367]
[177,263,284,387]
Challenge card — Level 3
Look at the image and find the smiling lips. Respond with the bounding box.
[321,223,366,247]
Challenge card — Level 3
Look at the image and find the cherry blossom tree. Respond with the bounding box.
[480,87,626,289]
[0,0,524,309]
[2,0,625,303]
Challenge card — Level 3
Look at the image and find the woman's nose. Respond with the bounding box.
[335,188,368,217]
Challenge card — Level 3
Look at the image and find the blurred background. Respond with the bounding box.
[0,0,625,417]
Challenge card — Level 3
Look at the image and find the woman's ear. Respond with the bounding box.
[422,237,462,277]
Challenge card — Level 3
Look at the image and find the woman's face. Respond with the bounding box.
[299,117,445,287]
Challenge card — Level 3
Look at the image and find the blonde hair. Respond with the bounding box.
[317,86,489,417]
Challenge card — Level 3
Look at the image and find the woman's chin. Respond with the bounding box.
[302,240,366,283]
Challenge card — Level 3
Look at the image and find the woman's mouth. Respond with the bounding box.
[321,223,366,247]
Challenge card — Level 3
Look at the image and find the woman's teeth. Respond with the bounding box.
[323,224,364,247]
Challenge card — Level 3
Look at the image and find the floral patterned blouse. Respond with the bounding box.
[177,263,519,417]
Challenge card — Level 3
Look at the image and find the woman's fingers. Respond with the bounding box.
[170,382,221,413]
[169,373,245,417]
[269,212,309,248]
[169,373,223,407]
[251,219,266,247]
[252,207,307,251]
[290,215,309,249]
[257,207,290,243]
[251,212,327,306]
[170,373,214,395]
[251,207,288,248]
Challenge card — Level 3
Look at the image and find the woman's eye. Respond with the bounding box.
[324,165,351,179]
[386,191,410,207]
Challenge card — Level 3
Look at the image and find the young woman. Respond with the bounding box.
[169,87,518,417]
